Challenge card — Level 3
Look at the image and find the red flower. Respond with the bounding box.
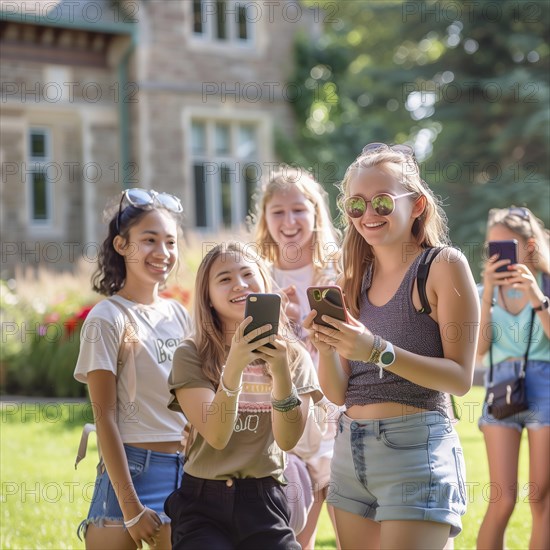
[161,286,191,307]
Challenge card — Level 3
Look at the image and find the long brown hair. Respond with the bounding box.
[338,150,450,316]
[193,241,303,386]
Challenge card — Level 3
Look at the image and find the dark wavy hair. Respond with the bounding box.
[92,201,182,296]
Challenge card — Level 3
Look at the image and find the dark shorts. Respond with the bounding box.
[165,474,300,550]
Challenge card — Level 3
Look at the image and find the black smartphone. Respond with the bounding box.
[488,240,518,272]
[306,286,348,328]
[244,293,281,349]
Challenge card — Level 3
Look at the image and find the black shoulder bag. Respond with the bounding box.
[484,308,535,420]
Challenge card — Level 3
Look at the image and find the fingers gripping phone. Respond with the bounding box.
[244,293,281,349]
[488,240,518,272]
[306,286,348,328]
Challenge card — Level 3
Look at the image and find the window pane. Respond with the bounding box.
[32,171,48,220]
[216,0,227,40]
[215,123,230,155]
[193,0,203,34]
[244,163,260,216]
[238,5,248,40]
[220,163,232,227]
[192,122,206,155]
[31,132,47,158]
[193,163,208,227]
[237,125,256,158]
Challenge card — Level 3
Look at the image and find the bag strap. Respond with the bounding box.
[416,247,444,315]
[489,308,536,385]
[108,297,140,403]
[74,298,140,469]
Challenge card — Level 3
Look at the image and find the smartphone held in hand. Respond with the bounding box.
[306,285,348,328]
[488,240,518,272]
[244,293,281,349]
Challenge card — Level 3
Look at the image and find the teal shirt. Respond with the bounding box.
[478,274,550,366]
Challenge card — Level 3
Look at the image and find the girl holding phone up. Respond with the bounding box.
[477,207,550,550]
[165,241,322,550]
[304,144,480,549]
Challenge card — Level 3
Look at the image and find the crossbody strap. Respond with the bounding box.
[108,297,140,403]
[75,299,139,469]
[489,308,536,385]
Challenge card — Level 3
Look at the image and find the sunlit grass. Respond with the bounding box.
[1,388,531,549]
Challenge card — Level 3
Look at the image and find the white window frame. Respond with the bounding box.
[191,0,255,46]
[189,118,261,230]
[27,127,53,227]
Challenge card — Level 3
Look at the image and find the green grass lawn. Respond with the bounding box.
[1,388,531,549]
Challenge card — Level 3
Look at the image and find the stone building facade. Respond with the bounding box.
[0,0,315,275]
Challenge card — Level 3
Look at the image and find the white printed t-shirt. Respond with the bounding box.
[74,295,192,443]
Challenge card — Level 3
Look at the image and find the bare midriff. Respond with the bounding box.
[347,402,429,419]
[127,441,183,453]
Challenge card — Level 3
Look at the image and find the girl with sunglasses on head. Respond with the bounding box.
[252,165,342,549]
[74,188,192,550]
[476,207,550,550]
[304,144,480,549]
[165,241,323,550]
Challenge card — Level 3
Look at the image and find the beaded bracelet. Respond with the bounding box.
[220,367,243,398]
[271,384,302,413]
[124,506,146,529]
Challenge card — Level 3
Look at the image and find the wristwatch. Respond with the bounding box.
[533,296,549,312]
[377,340,396,368]
[367,336,396,378]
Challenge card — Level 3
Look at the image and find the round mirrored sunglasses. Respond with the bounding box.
[343,192,415,218]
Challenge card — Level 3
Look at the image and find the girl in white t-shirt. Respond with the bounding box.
[74,189,192,550]
[253,166,342,549]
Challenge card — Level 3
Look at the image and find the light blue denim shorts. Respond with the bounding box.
[327,411,466,537]
[478,360,550,432]
[78,444,184,540]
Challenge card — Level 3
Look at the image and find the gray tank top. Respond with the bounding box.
[345,249,447,416]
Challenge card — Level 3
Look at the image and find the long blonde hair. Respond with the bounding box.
[338,150,450,316]
[486,207,550,274]
[193,241,302,386]
[253,165,341,284]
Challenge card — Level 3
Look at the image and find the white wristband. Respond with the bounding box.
[124,506,146,529]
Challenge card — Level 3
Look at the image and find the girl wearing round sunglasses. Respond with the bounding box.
[74,188,192,550]
[304,146,480,549]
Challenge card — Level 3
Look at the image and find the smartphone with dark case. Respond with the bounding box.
[488,240,518,272]
[306,286,348,328]
[244,293,281,349]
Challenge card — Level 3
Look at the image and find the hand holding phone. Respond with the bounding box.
[306,286,348,328]
[488,240,518,272]
[244,293,281,349]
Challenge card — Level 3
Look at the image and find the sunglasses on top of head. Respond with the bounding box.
[361,142,415,157]
[343,192,415,218]
[116,188,183,233]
